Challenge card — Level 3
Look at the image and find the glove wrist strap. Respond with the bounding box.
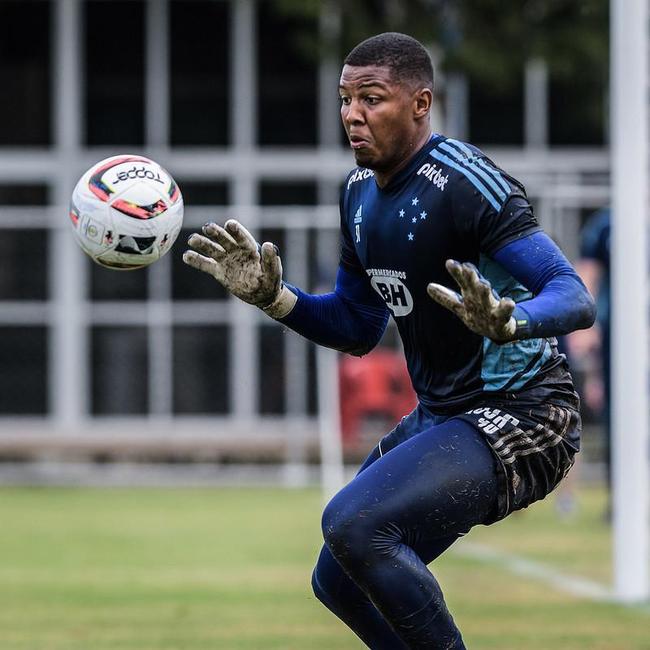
[261,284,297,319]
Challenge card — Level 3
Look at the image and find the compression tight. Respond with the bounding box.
[312,418,499,649]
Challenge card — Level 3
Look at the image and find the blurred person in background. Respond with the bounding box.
[184,32,595,650]
[568,208,611,519]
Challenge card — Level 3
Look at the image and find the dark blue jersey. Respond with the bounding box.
[339,135,558,411]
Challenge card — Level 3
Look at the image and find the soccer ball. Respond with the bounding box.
[69,154,184,270]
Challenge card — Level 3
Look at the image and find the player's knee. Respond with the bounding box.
[320,494,349,553]
[321,494,376,565]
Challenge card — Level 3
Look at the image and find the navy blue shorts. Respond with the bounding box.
[377,366,581,523]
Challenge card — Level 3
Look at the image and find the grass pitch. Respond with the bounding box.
[0,484,647,649]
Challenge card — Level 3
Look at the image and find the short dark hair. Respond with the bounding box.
[344,32,434,90]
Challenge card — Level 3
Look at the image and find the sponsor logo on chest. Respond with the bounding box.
[366,268,413,317]
[416,162,449,191]
[347,168,374,189]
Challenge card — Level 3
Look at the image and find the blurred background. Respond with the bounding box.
[0,0,610,476]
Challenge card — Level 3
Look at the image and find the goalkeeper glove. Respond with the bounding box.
[427,259,517,343]
[183,219,297,319]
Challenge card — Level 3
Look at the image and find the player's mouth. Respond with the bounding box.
[349,135,370,150]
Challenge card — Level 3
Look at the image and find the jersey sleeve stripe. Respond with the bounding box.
[429,150,502,211]
[443,139,511,195]
[444,138,474,158]
[475,158,511,195]
[438,141,508,203]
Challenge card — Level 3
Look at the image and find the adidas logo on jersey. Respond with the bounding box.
[347,168,374,189]
[416,163,449,191]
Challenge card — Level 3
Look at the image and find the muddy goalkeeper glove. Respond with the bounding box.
[427,259,517,343]
[183,219,297,319]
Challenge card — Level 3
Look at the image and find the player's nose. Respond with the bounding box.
[342,98,365,126]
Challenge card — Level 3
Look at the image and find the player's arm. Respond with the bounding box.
[491,231,596,339]
[427,172,596,343]
[427,232,596,342]
[183,219,389,356]
[278,267,390,356]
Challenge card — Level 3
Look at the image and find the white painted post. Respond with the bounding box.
[51,0,88,426]
[146,0,173,419]
[316,2,345,501]
[145,0,169,150]
[230,0,258,419]
[444,73,468,141]
[316,345,345,502]
[610,0,650,602]
[524,58,548,149]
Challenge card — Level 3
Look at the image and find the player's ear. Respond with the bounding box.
[413,88,432,120]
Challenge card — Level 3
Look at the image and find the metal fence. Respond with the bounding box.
[0,0,610,465]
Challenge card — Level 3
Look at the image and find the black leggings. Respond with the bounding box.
[312,417,499,649]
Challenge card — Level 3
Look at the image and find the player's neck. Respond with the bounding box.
[374,129,433,188]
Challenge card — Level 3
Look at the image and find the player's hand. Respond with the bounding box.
[183,219,296,318]
[427,259,517,343]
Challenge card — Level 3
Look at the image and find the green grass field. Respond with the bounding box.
[0,484,647,649]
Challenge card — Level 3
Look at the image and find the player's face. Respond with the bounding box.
[339,65,430,183]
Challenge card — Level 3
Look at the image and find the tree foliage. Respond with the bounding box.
[269,0,608,91]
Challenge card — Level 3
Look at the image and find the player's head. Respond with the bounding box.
[344,32,434,92]
[339,33,434,182]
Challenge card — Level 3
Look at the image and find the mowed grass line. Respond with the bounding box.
[447,486,650,649]
[0,485,647,650]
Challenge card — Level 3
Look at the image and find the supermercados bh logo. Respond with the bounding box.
[416,162,448,191]
[347,168,374,189]
[367,268,413,317]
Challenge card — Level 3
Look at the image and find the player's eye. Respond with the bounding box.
[365,96,381,105]
[339,95,351,105]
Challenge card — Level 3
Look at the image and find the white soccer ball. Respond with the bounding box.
[69,154,184,270]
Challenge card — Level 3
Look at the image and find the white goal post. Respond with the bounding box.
[316,346,346,502]
[610,0,650,603]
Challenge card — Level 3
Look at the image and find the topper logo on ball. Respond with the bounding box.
[112,166,165,185]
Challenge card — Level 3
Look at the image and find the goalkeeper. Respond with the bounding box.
[184,32,595,650]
